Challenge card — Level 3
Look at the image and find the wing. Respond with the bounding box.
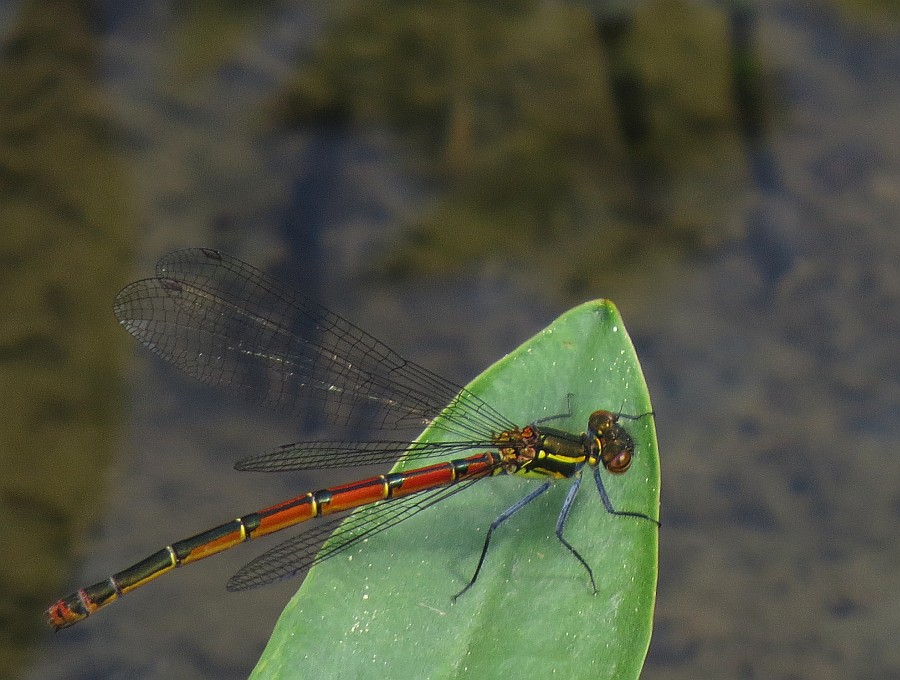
[235,438,500,472]
[113,248,515,440]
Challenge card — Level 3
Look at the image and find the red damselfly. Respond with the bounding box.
[47,248,658,630]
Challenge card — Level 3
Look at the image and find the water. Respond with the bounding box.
[7,2,900,678]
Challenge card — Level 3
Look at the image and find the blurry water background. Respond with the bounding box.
[2,1,898,678]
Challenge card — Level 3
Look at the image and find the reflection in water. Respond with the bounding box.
[0,2,131,675]
[278,1,762,291]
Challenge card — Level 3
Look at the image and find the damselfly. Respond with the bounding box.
[47,248,658,630]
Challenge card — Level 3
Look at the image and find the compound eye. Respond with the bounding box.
[606,449,632,473]
[589,410,615,434]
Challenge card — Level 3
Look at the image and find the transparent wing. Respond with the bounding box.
[235,438,500,472]
[114,248,516,440]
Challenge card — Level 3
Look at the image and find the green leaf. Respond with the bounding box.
[249,300,659,679]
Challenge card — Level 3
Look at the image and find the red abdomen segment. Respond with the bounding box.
[46,452,499,629]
